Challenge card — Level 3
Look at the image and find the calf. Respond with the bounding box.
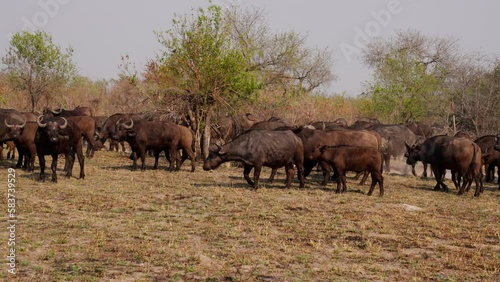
[308,145,384,196]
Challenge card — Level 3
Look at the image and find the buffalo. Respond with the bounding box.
[0,109,26,142]
[36,116,85,182]
[43,106,94,117]
[308,145,384,196]
[481,146,499,190]
[13,122,37,172]
[294,127,381,186]
[405,136,482,196]
[474,135,497,182]
[111,118,183,171]
[369,124,417,173]
[95,113,141,152]
[203,130,305,189]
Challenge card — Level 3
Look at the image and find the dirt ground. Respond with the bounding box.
[0,152,498,281]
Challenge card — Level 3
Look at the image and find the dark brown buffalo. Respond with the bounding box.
[22,112,38,122]
[250,120,288,130]
[66,116,97,158]
[348,117,380,129]
[406,121,434,138]
[0,109,26,142]
[474,135,497,182]
[163,123,196,172]
[96,113,141,152]
[309,118,348,130]
[294,127,381,185]
[405,136,482,196]
[308,145,384,196]
[94,115,124,152]
[36,116,85,182]
[203,130,305,189]
[369,124,417,173]
[14,122,37,171]
[481,146,499,190]
[44,106,94,117]
[111,119,181,171]
[74,106,95,117]
[212,113,264,145]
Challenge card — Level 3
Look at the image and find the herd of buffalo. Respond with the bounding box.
[1,107,499,197]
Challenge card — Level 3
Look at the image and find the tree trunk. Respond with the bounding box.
[202,106,213,159]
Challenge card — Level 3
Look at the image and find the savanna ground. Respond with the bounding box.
[0,150,498,282]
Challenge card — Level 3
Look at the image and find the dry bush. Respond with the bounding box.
[237,90,361,126]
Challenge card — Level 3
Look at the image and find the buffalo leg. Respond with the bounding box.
[153,151,160,169]
[76,143,85,179]
[38,155,46,182]
[139,148,147,171]
[268,168,278,183]
[303,160,317,178]
[65,151,75,178]
[50,154,58,183]
[359,171,369,185]
[296,161,305,189]
[130,151,138,170]
[252,164,262,189]
[284,163,294,188]
[27,145,36,172]
[243,164,254,187]
[421,162,428,178]
[181,146,196,173]
[341,172,348,193]
[368,172,384,196]
[320,161,331,186]
[383,153,391,173]
[168,144,179,171]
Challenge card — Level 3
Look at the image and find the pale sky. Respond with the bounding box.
[1,0,499,96]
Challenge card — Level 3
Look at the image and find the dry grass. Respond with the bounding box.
[0,151,498,281]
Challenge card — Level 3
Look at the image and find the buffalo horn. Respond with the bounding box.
[4,118,13,128]
[122,118,134,129]
[51,108,62,115]
[37,115,47,128]
[59,117,68,129]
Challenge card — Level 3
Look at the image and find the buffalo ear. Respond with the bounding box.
[127,131,137,137]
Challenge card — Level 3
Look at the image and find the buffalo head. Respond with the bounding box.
[203,144,224,171]
[307,145,327,160]
[3,115,26,140]
[404,141,421,165]
[111,118,134,140]
[37,115,68,143]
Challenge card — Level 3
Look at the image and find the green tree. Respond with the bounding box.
[155,4,261,158]
[361,30,458,123]
[2,31,76,112]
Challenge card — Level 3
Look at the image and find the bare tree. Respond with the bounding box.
[225,6,336,95]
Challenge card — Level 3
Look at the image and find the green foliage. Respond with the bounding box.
[2,31,76,111]
[361,32,452,123]
[155,4,261,110]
